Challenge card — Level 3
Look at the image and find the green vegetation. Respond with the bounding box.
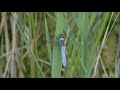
[0,12,120,78]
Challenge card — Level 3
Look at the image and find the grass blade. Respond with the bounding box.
[52,12,64,78]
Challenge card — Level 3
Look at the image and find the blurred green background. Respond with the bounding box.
[0,12,120,78]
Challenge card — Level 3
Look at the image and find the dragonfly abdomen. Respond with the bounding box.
[61,46,66,68]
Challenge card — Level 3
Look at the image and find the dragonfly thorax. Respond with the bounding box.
[59,34,65,46]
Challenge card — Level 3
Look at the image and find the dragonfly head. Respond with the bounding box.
[59,34,64,39]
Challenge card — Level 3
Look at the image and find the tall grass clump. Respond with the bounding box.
[0,12,120,78]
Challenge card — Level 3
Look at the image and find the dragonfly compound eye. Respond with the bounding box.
[59,34,64,38]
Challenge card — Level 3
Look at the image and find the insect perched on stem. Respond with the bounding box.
[58,34,66,68]
[40,28,81,68]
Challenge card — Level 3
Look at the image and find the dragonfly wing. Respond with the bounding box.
[61,46,66,68]
[64,27,81,46]
[39,31,59,46]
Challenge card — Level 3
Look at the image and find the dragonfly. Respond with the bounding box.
[58,34,67,68]
[40,29,81,68]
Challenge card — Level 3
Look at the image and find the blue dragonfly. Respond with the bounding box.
[40,28,81,68]
[57,34,67,68]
